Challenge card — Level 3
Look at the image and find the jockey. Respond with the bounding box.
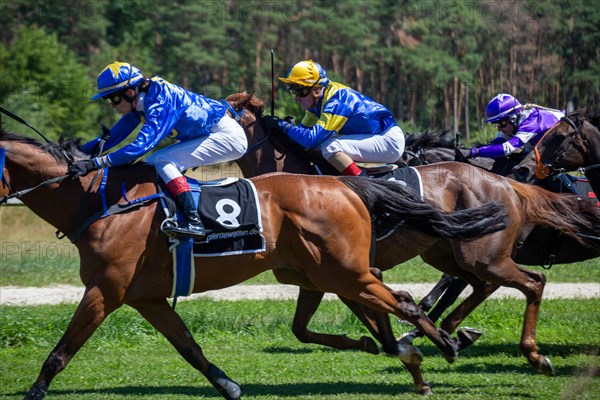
[263,60,405,176]
[69,61,248,238]
[468,93,564,160]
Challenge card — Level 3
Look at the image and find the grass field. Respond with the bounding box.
[1,207,599,287]
[1,299,599,400]
[1,207,599,399]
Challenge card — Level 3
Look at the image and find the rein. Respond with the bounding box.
[0,173,70,205]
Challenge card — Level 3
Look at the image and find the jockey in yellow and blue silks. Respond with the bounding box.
[69,62,248,238]
[263,60,405,176]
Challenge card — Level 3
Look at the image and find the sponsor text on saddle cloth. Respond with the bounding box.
[166,177,266,298]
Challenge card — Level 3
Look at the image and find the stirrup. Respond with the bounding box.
[163,223,206,239]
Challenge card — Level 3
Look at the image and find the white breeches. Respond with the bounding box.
[147,114,248,182]
[321,125,405,163]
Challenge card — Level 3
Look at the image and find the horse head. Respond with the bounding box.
[522,113,599,182]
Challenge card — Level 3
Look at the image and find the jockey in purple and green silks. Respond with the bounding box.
[70,61,248,238]
[263,60,405,176]
[469,93,564,159]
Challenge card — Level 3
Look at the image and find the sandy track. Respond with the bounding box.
[1,282,599,306]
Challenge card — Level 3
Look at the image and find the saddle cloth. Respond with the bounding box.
[165,177,266,299]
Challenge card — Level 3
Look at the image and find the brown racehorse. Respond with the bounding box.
[225,93,600,381]
[512,112,600,197]
[0,129,511,399]
[400,130,600,319]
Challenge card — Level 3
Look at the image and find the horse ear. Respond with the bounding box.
[566,97,575,115]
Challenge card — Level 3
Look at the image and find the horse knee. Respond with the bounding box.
[291,322,310,343]
[369,267,383,281]
[392,290,422,318]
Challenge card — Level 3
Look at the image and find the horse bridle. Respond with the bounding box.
[533,116,590,179]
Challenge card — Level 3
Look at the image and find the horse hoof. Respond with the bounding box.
[416,382,433,396]
[397,331,417,345]
[397,342,424,364]
[537,356,555,376]
[457,327,483,350]
[359,336,380,355]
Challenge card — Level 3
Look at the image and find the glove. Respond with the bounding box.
[262,115,282,130]
[68,159,98,178]
[467,147,478,159]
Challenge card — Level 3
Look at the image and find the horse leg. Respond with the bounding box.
[424,277,469,322]
[132,299,242,400]
[24,286,120,400]
[418,273,459,312]
[292,288,379,354]
[475,261,554,375]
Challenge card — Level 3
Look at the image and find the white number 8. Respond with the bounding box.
[215,199,241,229]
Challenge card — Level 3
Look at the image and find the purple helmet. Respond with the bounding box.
[485,93,522,123]
[91,62,144,100]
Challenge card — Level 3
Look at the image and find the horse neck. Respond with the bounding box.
[236,120,314,178]
[585,122,600,164]
[4,142,82,232]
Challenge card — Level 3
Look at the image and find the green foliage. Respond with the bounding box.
[1,0,598,140]
[1,26,98,140]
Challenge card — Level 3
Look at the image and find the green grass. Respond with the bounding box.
[1,207,598,286]
[1,299,599,399]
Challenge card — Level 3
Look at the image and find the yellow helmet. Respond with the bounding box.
[279,60,329,87]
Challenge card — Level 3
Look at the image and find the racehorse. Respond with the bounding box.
[0,128,509,399]
[224,93,600,379]
[392,128,600,319]
[512,112,600,197]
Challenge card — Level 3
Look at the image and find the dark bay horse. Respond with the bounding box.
[512,112,600,197]
[393,128,600,319]
[225,93,600,380]
[0,129,510,399]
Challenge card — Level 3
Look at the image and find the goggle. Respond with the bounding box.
[288,81,318,98]
[102,92,124,105]
[494,119,510,129]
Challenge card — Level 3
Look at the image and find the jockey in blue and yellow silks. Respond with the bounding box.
[263,60,405,176]
[69,62,248,238]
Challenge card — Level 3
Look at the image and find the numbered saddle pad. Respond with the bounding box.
[193,178,266,256]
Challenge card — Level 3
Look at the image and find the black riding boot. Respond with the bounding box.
[166,191,205,238]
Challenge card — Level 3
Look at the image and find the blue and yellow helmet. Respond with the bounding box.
[279,60,329,87]
[91,62,144,100]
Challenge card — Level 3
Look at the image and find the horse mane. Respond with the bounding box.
[0,128,86,163]
[225,92,265,117]
[406,130,455,150]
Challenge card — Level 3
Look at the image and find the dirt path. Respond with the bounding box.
[1,282,599,306]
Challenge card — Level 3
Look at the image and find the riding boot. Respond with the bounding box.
[166,190,206,238]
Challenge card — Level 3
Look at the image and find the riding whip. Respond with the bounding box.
[0,106,51,143]
[270,49,275,116]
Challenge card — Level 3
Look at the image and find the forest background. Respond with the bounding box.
[1,0,599,145]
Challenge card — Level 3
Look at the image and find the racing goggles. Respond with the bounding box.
[288,82,318,98]
[102,92,125,105]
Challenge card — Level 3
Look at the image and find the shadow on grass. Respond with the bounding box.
[264,343,600,358]
[6,380,527,398]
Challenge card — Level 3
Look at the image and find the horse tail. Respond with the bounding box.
[340,177,509,239]
[508,180,600,245]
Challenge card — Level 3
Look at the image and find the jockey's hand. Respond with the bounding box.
[262,115,282,130]
[454,147,471,162]
[283,115,296,125]
[68,159,98,178]
[466,147,479,159]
